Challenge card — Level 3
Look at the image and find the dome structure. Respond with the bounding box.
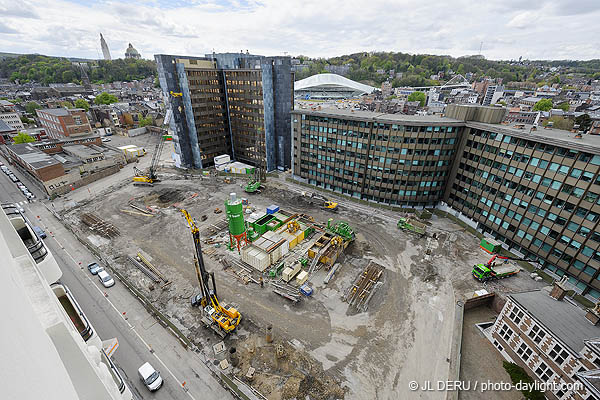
[294,73,376,99]
[125,43,141,59]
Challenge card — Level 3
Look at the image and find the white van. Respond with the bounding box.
[138,362,163,391]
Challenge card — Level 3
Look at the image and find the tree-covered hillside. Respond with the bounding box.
[295,52,600,88]
[0,54,156,85]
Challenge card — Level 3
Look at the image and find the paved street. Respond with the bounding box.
[0,151,232,400]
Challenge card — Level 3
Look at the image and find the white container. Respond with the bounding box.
[295,271,308,286]
[282,263,301,282]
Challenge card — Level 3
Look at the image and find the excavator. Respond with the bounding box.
[132,136,165,186]
[181,209,241,337]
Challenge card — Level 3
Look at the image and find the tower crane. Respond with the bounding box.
[181,209,241,337]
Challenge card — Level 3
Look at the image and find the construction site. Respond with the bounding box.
[56,143,548,400]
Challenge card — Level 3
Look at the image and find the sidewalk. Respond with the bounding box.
[30,201,234,400]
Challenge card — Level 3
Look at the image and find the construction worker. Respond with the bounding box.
[259,277,264,288]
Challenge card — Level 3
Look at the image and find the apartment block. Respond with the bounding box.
[36,108,93,139]
[488,282,600,399]
[292,104,600,299]
[0,111,25,130]
[155,53,293,171]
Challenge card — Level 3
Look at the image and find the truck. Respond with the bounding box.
[472,254,522,282]
[397,217,426,236]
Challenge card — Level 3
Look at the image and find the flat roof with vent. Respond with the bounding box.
[8,144,60,170]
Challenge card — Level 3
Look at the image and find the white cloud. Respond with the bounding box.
[0,0,598,60]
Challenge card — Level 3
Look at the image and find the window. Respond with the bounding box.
[535,361,553,381]
[509,308,524,325]
[499,323,514,342]
[517,342,533,362]
[549,344,569,365]
[528,324,546,345]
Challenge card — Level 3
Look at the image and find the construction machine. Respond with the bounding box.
[304,192,338,211]
[181,209,241,337]
[132,136,165,186]
[472,254,526,282]
[327,218,355,241]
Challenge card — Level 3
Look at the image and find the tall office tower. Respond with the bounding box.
[100,33,111,61]
[155,53,293,171]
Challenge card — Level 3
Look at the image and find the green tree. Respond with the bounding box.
[407,91,426,107]
[60,101,74,109]
[556,102,570,112]
[94,92,119,105]
[138,113,153,127]
[575,114,592,131]
[503,362,545,400]
[74,98,90,111]
[544,116,573,131]
[13,132,35,144]
[25,101,41,115]
[533,98,553,111]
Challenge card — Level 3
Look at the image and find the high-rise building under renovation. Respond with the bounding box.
[155,53,293,171]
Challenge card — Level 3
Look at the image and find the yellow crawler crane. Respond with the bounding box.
[181,209,241,337]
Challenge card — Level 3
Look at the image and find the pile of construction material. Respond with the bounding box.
[241,231,288,272]
[344,262,384,312]
[80,213,120,238]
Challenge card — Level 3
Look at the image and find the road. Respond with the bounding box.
[0,154,232,400]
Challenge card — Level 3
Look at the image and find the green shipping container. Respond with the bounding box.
[480,238,502,254]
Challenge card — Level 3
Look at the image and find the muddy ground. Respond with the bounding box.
[60,172,546,400]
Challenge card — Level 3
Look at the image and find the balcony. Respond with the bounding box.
[52,283,94,342]
[101,349,127,394]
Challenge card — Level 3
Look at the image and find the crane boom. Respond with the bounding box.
[180,209,241,335]
[132,137,165,186]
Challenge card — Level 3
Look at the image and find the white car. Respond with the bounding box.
[138,362,163,391]
[98,270,115,288]
[101,137,111,142]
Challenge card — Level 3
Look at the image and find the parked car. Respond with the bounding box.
[138,362,163,392]
[98,270,115,288]
[190,293,203,307]
[101,137,111,142]
[16,205,24,213]
[9,174,18,182]
[17,183,26,189]
[24,192,35,200]
[87,262,104,275]
[33,226,47,239]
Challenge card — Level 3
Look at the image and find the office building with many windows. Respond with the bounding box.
[155,53,293,171]
[291,105,600,299]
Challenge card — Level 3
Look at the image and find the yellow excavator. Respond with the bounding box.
[181,209,241,337]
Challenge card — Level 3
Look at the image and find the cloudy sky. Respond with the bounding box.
[0,0,598,61]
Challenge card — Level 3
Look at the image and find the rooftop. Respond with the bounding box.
[0,119,15,133]
[468,121,600,155]
[9,143,61,169]
[292,108,464,125]
[38,108,85,117]
[510,289,600,353]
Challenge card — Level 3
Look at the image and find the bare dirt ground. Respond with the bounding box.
[59,170,546,400]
